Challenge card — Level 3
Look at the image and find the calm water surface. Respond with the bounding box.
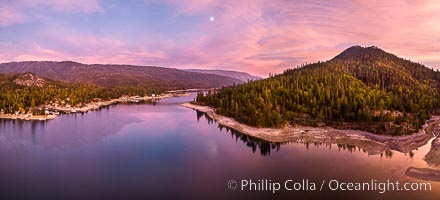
[0,93,439,199]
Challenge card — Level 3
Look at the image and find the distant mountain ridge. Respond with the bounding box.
[0,61,245,90]
[184,69,261,82]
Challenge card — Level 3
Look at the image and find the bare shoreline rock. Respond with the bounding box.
[424,136,440,167]
[405,167,440,182]
[182,102,438,155]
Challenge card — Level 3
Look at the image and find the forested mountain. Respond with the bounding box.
[196,46,440,135]
[184,69,261,82]
[0,61,242,90]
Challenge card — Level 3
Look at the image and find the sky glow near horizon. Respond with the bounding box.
[0,0,439,77]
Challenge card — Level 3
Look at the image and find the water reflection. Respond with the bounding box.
[0,105,140,154]
[219,124,281,156]
[194,111,401,158]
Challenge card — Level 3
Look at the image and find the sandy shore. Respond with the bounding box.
[182,102,439,155]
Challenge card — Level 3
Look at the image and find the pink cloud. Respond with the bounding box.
[0,4,26,27]
[32,42,56,55]
[0,29,167,66]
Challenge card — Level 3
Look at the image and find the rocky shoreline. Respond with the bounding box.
[0,93,188,121]
[405,166,440,182]
[181,102,438,155]
[0,114,58,121]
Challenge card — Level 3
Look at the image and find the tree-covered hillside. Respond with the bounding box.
[0,73,156,115]
[196,46,440,135]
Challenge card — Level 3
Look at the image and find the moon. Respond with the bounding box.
[210,16,214,22]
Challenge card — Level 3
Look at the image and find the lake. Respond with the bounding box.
[0,93,439,200]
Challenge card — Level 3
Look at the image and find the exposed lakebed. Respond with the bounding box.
[0,93,439,199]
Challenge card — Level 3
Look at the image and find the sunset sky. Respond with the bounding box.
[0,0,439,77]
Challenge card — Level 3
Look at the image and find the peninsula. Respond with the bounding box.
[186,46,440,154]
